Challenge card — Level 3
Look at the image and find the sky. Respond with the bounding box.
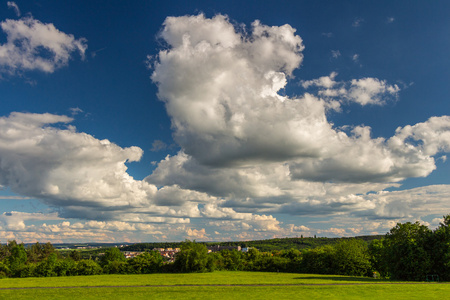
[0,0,449,243]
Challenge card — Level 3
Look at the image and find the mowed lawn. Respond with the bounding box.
[0,271,448,299]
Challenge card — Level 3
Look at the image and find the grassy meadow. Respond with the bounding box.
[0,271,448,299]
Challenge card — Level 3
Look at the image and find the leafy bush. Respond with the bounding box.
[34,253,58,277]
[54,259,77,276]
[332,239,372,276]
[100,247,126,267]
[103,261,128,274]
[127,251,163,274]
[76,259,102,275]
[14,263,36,278]
[174,240,214,273]
[300,245,335,275]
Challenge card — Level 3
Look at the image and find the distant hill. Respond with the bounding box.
[24,242,134,250]
[121,235,384,252]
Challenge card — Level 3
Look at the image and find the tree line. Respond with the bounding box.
[1,215,449,281]
[122,235,383,253]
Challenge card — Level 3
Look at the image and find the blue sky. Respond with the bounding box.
[0,0,449,243]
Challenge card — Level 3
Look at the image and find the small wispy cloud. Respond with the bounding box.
[151,140,168,152]
[322,32,333,38]
[331,50,341,59]
[352,17,364,27]
[91,47,107,58]
[386,17,395,24]
[352,54,362,67]
[0,196,30,200]
[7,1,21,17]
[69,107,83,115]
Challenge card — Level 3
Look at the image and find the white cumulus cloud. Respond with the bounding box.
[0,13,87,75]
[0,112,152,209]
[151,14,308,167]
[148,14,449,190]
[302,73,400,106]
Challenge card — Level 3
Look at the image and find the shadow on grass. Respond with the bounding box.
[293,276,388,282]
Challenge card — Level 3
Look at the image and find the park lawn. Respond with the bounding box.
[0,271,387,288]
[1,272,448,299]
[1,284,449,300]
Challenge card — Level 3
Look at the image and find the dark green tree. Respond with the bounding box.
[27,242,56,264]
[257,252,290,272]
[383,221,433,281]
[75,259,102,275]
[0,240,17,261]
[27,242,42,263]
[174,240,213,272]
[0,261,10,277]
[100,247,126,266]
[219,249,244,271]
[281,248,301,260]
[300,245,335,274]
[8,244,27,276]
[34,253,58,277]
[431,215,450,280]
[0,243,10,261]
[42,242,56,258]
[15,263,36,278]
[208,252,224,270]
[127,251,164,274]
[7,240,18,248]
[69,250,81,261]
[100,247,126,274]
[103,260,128,274]
[54,258,77,276]
[368,239,389,278]
[280,248,302,272]
[243,248,262,270]
[332,239,372,276]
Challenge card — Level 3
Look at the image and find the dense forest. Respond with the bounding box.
[1,215,449,281]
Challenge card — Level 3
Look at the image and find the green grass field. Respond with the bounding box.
[0,271,448,299]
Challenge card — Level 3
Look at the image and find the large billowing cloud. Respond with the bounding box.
[151,14,310,167]
[0,7,87,75]
[147,14,449,187]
